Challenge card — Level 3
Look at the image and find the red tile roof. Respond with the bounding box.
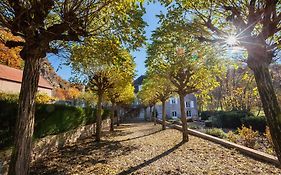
[0,64,53,90]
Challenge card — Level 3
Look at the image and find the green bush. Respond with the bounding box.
[0,100,18,148]
[204,120,212,127]
[210,111,253,129]
[200,111,215,120]
[0,100,109,149]
[241,116,266,133]
[205,128,227,139]
[34,104,86,138]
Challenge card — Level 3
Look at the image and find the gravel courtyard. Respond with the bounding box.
[31,119,281,175]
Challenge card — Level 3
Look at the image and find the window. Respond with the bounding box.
[172,111,177,117]
[185,101,191,108]
[186,101,194,108]
[170,97,176,104]
[190,101,194,108]
[187,110,192,117]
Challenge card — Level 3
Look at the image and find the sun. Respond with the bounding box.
[226,35,238,46]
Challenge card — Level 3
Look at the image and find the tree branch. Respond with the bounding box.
[5,40,25,48]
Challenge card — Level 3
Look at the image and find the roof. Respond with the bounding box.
[0,64,53,90]
[133,75,146,93]
[134,75,145,86]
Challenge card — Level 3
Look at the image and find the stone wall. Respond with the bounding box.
[32,119,110,160]
[0,119,110,175]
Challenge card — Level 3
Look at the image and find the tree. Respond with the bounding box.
[147,20,219,142]
[71,36,137,141]
[206,62,261,112]
[87,70,113,142]
[161,0,281,162]
[137,74,160,122]
[114,83,135,126]
[140,73,173,129]
[0,29,23,69]
[106,53,135,132]
[0,1,145,174]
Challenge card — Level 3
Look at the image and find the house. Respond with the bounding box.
[133,75,199,120]
[0,64,53,96]
[133,75,145,106]
[154,94,199,120]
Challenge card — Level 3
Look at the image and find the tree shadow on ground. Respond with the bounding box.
[30,138,138,175]
[116,129,163,143]
[117,142,184,175]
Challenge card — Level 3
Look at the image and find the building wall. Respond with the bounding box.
[0,79,52,96]
[155,94,198,120]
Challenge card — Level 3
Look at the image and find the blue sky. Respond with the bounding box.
[48,2,167,81]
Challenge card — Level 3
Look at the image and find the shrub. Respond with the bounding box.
[227,131,238,143]
[188,125,200,129]
[0,100,109,148]
[0,100,18,148]
[237,125,259,148]
[34,104,86,138]
[205,128,227,139]
[264,126,273,146]
[210,111,253,129]
[241,116,266,133]
[0,92,18,103]
[200,111,215,120]
[35,93,56,104]
[204,120,212,127]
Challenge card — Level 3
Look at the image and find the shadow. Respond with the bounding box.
[116,129,162,143]
[30,138,138,175]
[118,142,184,175]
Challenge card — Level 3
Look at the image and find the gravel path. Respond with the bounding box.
[31,118,281,175]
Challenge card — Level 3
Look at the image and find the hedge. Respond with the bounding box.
[210,111,251,129]
[0,100,109,149]
[201,110,266,132]
[241,116,267,133]
[200,111,216,121]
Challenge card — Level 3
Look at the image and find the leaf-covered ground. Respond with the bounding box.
[31,118,281,175]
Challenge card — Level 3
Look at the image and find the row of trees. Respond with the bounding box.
[155,0,281,163]
[139,18,221,142]
[0,1,146,174]
[70,37,136,141]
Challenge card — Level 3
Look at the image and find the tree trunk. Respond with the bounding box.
[179,94,189,142]
[153,106,157,125]
[144,107,147,121]
[110,103,115,132]
[149,106,152,121]
[95,93,103,142]
[8,57,41,175]
[116,106,120,126]
[251,65,281,162]
[162,100,166,130]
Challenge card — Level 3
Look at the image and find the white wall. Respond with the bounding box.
[0,79,52,96]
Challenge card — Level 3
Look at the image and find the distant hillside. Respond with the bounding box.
[40,58,70,89]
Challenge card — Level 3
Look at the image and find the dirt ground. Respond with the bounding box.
[28,118,281,175]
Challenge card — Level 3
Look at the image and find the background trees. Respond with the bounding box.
[71,36,136,141]
[139,73,173,129]
[0,1,145,174]
[146,19,220,142]
[159,0,281,162]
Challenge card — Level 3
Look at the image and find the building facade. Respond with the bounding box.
[0,64,53,96]
[154,94,198,120]
[133,75,199,120]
